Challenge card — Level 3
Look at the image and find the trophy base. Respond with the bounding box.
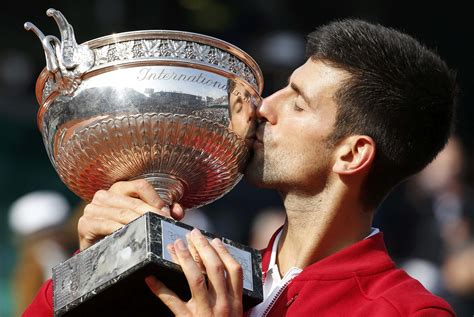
[53,212,263,317]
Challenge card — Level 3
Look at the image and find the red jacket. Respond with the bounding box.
[248,231,455,317]
[23,277,53,316]
[24,233,455,317]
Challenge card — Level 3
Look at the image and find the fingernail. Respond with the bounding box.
[171,204,184,220]
[145,276,157,290]
[212,238,224,248]
[191,228,202,237]
[166,244,175,254]
[175,239,187,250]
[161,206,170,214]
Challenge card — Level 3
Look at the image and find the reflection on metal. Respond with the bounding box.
[26,9,264,209]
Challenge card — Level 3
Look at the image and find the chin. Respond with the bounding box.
[243,163,259,183]
[244,149,284,188]
[244,164,276,189]
[244,162,265,187]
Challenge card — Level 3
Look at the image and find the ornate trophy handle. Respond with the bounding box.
[24,8,94,95]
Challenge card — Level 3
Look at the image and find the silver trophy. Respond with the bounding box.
[26,8,263,316]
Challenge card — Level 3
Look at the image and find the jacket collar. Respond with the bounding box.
[261,227,282,280]
[261,230,395,281]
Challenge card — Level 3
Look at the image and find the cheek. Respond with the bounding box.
[279,120,327,151]
[271,132,312,164]
[278,125,332,166]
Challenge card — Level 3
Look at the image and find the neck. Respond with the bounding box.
[276,186,374,276]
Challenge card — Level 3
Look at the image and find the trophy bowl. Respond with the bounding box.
[26,9,265,316]
[27,8,263,209]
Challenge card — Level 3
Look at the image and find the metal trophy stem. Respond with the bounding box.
[25,8,264,316]
[130,173,185,206]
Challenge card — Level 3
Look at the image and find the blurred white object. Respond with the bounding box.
[401,258,441,294]
[8,190,70,236]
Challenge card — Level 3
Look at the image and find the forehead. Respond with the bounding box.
[291,59,350,105]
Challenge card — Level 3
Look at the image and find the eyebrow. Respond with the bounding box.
[289,78,311,105]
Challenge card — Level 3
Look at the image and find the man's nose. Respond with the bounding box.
[257,91,280,124]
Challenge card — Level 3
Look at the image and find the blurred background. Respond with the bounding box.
[0,0,473,316]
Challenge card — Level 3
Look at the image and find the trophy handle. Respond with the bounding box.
[24,22,60,73]
[25,8,95,95]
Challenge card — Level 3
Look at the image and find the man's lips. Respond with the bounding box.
[244,137,255,147]
[252,124,265,145]
[253,136,264,147]
[255,123,265,141]
[243,135,262,148]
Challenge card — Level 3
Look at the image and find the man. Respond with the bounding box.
[24,19,457,316]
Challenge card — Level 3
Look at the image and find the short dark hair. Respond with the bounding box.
[306,19,458,208]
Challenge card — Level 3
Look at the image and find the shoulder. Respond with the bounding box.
[22,279,54,317]
[357,267,455,316]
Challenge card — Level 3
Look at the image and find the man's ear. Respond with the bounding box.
[332,135,375,176]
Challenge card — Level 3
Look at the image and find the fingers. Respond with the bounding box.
[183,229,244,299]
[166,244,179,264]
[77,215,124,250]
[145,276,188,316]
[151,232,244,317]
[186,233,206,272]
[211,238,244,299]
[92,189,169,217]
[105,180,186,220]
[108,179,169,212]
[83,203,142,225]
[78,179,186,251]
[173,239,210,306]
[186,230,228,297]
[183,230,244,315]
[171,202,185,220]
[78,200,145,250]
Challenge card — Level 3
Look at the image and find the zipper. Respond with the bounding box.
[261,279,292,317]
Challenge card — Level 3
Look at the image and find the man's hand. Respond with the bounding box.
[145,229,244,317]
[78,179,185,250]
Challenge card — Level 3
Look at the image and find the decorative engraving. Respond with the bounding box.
[132,41,144,58]
[27,9,260,103]
[168,40,187,58]
[194,43,210,62]
[142,39,161,57]
[89,39,258,90]
[115,41,135,61]
[94,45,109,65]
[56,113,247,207]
